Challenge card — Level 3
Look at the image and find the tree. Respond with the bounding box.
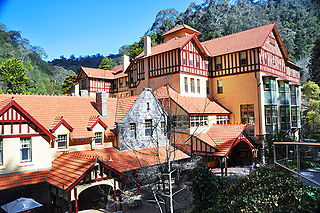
[309,38,320,85]
[302,81,320,135]
[61,73,77,94]
[99,57,113,70]
[0,58,31,94]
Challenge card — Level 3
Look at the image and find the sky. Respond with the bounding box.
[0,0,203,61]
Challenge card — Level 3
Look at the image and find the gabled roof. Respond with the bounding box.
[162,24,201,37]
[0,99,55,139]
[87,115,108,131]
[136,33,209,59]
[195,124,247,157]
[115,95,139,121]
[154,85,231,114]
[0,169,49,191]
[79,67,115,80]
[50,116,74,132]
[0,95,118,138]
[202,23,281,57]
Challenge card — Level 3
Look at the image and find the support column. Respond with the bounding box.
[74,188,78,213]
[114,179,117,212]
[225,158,228,176]
[119,182,122,211]
[68,191,72,213]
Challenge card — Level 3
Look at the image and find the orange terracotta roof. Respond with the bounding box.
[202,23,275,56]
[111,65,123,73]
[81,67,114,80]
[196,124,246,157]
[46,153,96,191]
[162,24,201,37]
[136,34,194,59]
[0,95,118,138]
[154,85,231,114]
[115,95,139,121]
[74,146,189,173]
[0,169,49,191]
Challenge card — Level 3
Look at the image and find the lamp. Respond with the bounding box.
[103,153,113,162]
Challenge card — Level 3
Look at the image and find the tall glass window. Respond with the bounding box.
[184,77,188,92]
[95,132,102,145]
[189,53,193,67]
[217,80,223,94]
[57,135,67,148]
[240,105,255,124]
[129,123,136,138]
[197,79,200,93]
[183,51,186,66]
[20,138,31,162]
[191,78,195,93]
[215,57,222,70]
[145,119,152,136]
[240,51,247,66]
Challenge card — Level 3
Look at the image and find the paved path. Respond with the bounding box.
[300,168,320,188]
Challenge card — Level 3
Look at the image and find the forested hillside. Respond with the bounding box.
[0,23,75,94]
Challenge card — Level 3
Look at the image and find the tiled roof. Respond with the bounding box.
[74,146,190,173]
[196,124,246,157]
[136,34,194,58]
[154,85,231,114]
[111,65,123,74]
[201,23,275,56]
[0,95,118,138]
[81,67,114,80]
[0,169,49,191]
[162,24,201,37]
[46,153,96,191]
[115,95,139,121]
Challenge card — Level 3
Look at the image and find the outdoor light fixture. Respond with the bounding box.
[103,153,113,162]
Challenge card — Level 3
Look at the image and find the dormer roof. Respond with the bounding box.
[162,24,201,38]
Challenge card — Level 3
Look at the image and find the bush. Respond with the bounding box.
[192,166,320,212]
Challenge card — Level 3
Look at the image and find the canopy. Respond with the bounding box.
[1,197,42,213]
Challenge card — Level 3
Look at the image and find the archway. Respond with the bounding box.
[229,140,254,166]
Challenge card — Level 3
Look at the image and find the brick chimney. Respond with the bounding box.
[96,91,108,117]
[122,55,130,71]
[144,36,151,57]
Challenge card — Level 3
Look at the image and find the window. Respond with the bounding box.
[145,119,152,136]
[272,55,276,65]
[20,138,31,162]
[265,106,278,125]
[264,52,268,65]
[279,81,285,92]
[189,53,193,67]
[95,132,102,145]
[206,80,209,94]
[240,51,247,66]
[280,106,290,124]
[129,123,136,138]
[197,79,200,93]
[240,105,255,124]
[216,115,229,124]
[131,90,134,96]
[172,115,189,129]
[191,78,195,93]
[0,139,2,165]
[205,60,209,70]
[119,79,123,88]
[291,107,297,122]
[183,51,186,65]
[190,116,208,127]
[263,77,271,90]
[184,77,188,92]
[57,135,67,149]
[217,80,223,94]
[279,60,282,71]
[161,121,166,133]
[196,56,200,68]
[215,57,222,70]
[81,79,86,89]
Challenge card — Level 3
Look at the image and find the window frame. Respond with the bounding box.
[95,132,102,145]
[184,77,188,92]
[216,115,229,124]
[217,80,223,94]
[190,78,195,93]
[215,57,222,70]
[240,104,255,124]
[129,123,136,139]
[189,53,193,67]
[57,135,67,149]
[183,51,186,66]
[20,138,31,162]
[197,79,200,93]
[145,119,152,137]
[190,116,208,127]
[240,51,247,66]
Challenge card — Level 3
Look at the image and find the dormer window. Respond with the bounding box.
[57,135,67,149]
[95,132,102,145]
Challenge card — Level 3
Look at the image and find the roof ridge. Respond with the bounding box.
[67,152,96,160]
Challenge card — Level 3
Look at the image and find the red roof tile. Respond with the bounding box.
[154,85,231,114]
[0,169,49,191]
[201,23,275,56]
[196,124,246,157]
[162,24,201,37]
[81,67,114,80]
[115,96,139,121]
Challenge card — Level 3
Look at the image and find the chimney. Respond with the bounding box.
[144,36,151,57]
[96,91,108,117]
[122,55,130,71]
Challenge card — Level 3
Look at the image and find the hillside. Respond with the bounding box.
[0,23,73,94]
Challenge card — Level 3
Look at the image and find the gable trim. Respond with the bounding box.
[51,119,74,133]
[87,118,108,131]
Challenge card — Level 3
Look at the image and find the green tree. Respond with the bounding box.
[309,38,320,85]
[302,81,320,135]
[99,57,113,70]
[0,58,31,93]
[61,73,77,94]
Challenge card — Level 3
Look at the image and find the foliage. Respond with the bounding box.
[264,131,294,164]
[0,58,32,93]
[99,57,113,70]
[61,73,77,94]
[309,38,320,85]
[192,166,320,212]
[302,81,320,135]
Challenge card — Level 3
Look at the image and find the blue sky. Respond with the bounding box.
[0,0,203,61]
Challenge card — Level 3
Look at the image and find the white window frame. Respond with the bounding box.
[217,80,223,94]
[145,119,152,137]
[197,79,200,93]
[57,135,67,149]
[184,77,188,92]
[95,132,102,145]
[190,78,195,93]
[20,138,31,162]
[129,123,136,139]
[216,115,229,124]
[190,116,208,127]
[189,53,193,67]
